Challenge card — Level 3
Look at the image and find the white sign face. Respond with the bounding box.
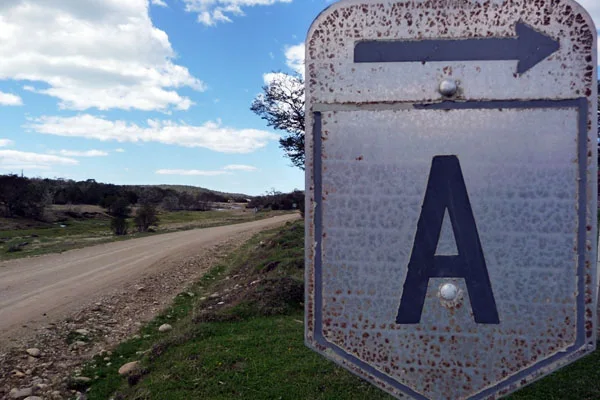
[304,1,598,400]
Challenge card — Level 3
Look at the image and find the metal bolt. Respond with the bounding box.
[440,283,458,301]
[439,79,458,97]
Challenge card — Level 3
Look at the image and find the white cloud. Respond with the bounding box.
[25,114,279,153]
[50,149,109,157]
[151,0,168,7]
[183,0,291,26]
[223,164,257,171]
[0,139,14,147]
[0,150,78,170]
[263,71,303,87]
[262,43,304,82]
[0,1,203,112]
[0,91,23,106]
[115,148,126,153]
[156,169,229,176]
[284,43,304,77]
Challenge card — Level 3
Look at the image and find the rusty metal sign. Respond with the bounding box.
[304,1,598,399]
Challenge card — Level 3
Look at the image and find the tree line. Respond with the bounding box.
[247,189,305,216]
[0,175,246,221]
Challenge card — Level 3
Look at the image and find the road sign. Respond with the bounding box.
[304,1,598,399]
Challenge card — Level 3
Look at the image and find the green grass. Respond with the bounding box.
[0,209,292,261]
[0,218,114,260]
[505,349,600,400]
[156,209,291,231]
[119,314,390,400]
[75,220,600,400]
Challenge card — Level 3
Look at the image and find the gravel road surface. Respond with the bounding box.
[0,214,299,339]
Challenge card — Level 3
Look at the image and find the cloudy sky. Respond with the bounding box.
[0,0,598,195]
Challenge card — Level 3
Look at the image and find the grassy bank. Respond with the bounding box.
[75,221,598,400]
[0,207,291,261]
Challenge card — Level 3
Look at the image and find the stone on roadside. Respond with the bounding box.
[118,361,140,376]
[158,324,172,332]
[26,348,40,357]
[75,329,89,336]
[24,397,43,400]
[10,387,33,399]
[72,376,91,383]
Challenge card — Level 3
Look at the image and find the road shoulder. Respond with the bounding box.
[0,230,256,400]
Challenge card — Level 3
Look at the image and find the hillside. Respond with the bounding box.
[151,184,251,200]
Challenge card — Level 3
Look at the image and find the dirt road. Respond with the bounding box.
[0,214,299,339]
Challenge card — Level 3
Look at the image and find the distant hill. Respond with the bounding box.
[125,184,251,200]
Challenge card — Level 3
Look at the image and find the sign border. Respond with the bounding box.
[310,98,589,400]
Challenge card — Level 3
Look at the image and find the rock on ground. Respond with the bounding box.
[10,387,32,399]
[118,361,140,376]
[25,349,40,357]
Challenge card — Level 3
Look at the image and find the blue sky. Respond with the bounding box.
[0,0,334,195]
[0,0,598,196]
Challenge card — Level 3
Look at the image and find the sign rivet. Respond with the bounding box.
[439,79,458,97]
[440,283,458,301]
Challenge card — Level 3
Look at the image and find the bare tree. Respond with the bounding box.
[251,72,305,169]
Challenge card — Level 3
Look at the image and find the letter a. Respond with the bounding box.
[396,155,499,324]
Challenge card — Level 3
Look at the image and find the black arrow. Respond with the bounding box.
[354,21,560,74]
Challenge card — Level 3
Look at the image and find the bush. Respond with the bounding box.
[105,197,131,217]
[111,216,128,236]
[134,203,159,232]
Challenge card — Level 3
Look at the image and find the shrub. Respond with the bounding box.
[111,216,128,236]
[134,203,159,232]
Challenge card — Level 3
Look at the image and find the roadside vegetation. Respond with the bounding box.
[72,220,599,400]
[0,173,305,260]
[0,206,291,261]
[75,221,390,400]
